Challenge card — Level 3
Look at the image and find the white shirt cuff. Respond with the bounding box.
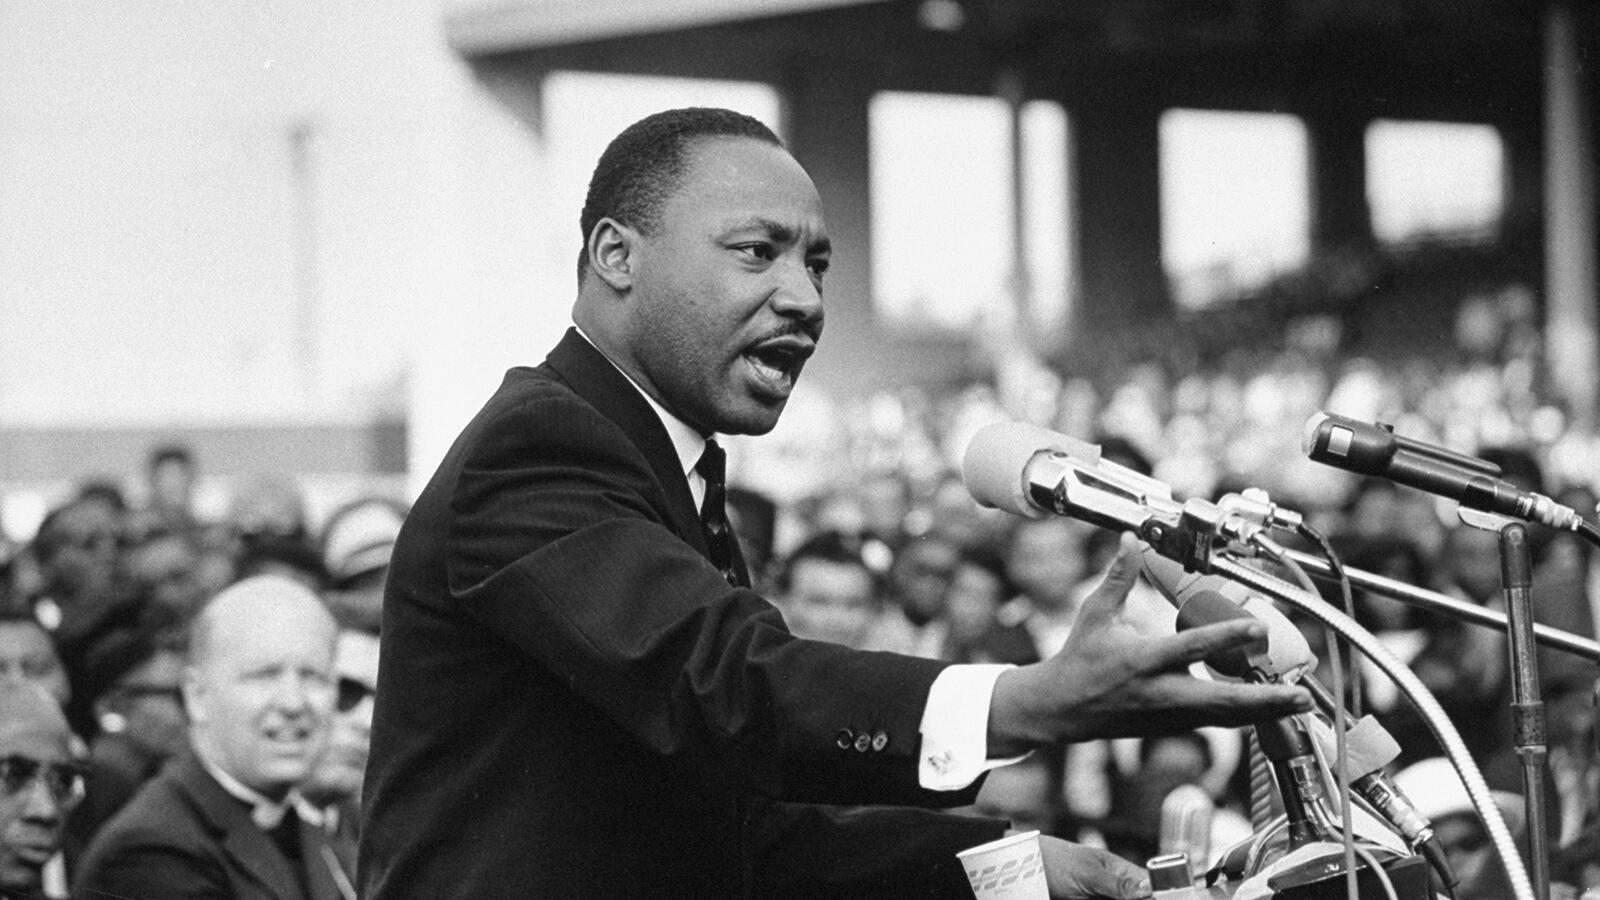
[918,663,1028,791]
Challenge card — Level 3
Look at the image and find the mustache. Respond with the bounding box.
[754,320,822,345]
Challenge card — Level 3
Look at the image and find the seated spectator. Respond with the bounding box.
[26,500,123,644]
[319,498,407,634]
[225,476,312,551]
[138,444,201,539]
[1001,518,1091,659]
[119,526,212,627]
[940,543,1037,666]
[882,533,960,659]
[0,612,70,709]
[773,531,912,653]
[73,576,343,900]
[60,624,187,870]
[1,681,84,900]
[300,629,379,894]
[236,534,327,592]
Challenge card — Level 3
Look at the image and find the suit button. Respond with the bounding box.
[835,729,854,750]
[853,732,872,753]
[871,731,888,752]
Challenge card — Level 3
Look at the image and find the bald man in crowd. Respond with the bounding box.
[74,575,346,900]
[1,682,81,900]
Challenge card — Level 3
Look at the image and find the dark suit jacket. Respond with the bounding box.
[72,751,344,900]
[359,329,1004,898]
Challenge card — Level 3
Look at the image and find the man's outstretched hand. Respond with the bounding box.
[1039,835,1151,899]
[988,532,1312,754]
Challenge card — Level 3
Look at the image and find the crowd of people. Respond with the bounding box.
[0,299,1593,890]
[2,277,1598,895]
[0,444,398,899]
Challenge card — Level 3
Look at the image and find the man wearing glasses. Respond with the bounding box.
[0,681,83,900]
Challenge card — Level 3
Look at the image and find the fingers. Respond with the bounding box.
[1147,618,1269,672]
[1043,841,1152,899]
[1073,532,1144,624]
[1140,675,1313,731]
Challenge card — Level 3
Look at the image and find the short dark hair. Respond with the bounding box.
[775,530,876,595]
[577,107,783,283]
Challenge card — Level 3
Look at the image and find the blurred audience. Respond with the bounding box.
[1,278,1599,881]
[60,624,187,869]
[300,628,379,893]
[137,444,199,539]
[0,613,70,710]
[318,497,407,634]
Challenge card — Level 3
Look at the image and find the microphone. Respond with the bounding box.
[960,422,1103,521]
[1302,411,1583,530]
[962,421,1189,538]
[1170,588,1459,890]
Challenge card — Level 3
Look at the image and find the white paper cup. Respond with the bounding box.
[956,829,1047,899]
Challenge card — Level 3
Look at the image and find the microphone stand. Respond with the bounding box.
[1486,516,1551,900]
[1278,548,1600,663]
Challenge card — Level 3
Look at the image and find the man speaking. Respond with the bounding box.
[358,107,1309,898]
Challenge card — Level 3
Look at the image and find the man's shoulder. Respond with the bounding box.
[89,759,209,843]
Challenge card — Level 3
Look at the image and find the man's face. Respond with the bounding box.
[0,622,70,707]
[108,650,188,760]
[123,534,207,618]
[623,136,830,436]
[186,598,336,798]
[783,558,877,649]
[305,631,379,806]
[890,539,958,624]
[0,713,78,893]
[1006,519,1088,612]
[41,502,119,596]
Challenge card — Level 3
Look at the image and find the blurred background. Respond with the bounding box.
[4,3,1598,891]
[0,0,1595,535]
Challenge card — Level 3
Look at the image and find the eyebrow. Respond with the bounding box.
[727,218,832,256]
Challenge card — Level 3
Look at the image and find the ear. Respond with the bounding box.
[587,217,638,292]
[180,667,207,723]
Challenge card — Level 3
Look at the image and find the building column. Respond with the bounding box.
[1304,105,1374,255]
[778,58,879,396]
[1543,1,1599,429]
[1071,101,1168,333]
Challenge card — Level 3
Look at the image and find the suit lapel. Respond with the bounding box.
[173,753,303,900]
[545,328,710,557]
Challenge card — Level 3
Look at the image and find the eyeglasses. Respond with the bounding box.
[336,677,375,713]
[0,754,87,805]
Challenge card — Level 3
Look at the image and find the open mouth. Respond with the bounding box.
[263,723,312,752]
[742,338,813,394]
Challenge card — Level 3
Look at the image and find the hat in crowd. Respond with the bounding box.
[320,498,407,588]
[1391,756,1525,836]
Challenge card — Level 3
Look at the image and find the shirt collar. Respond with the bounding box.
[194,747,317,830]
[573,325,708,482]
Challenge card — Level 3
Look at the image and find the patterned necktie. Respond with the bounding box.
[695,439,738,586]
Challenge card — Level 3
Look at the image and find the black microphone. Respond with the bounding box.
[1302,411,1582,530]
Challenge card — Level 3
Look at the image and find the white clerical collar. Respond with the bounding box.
[194,746,319,830]
[572,325,709,485]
